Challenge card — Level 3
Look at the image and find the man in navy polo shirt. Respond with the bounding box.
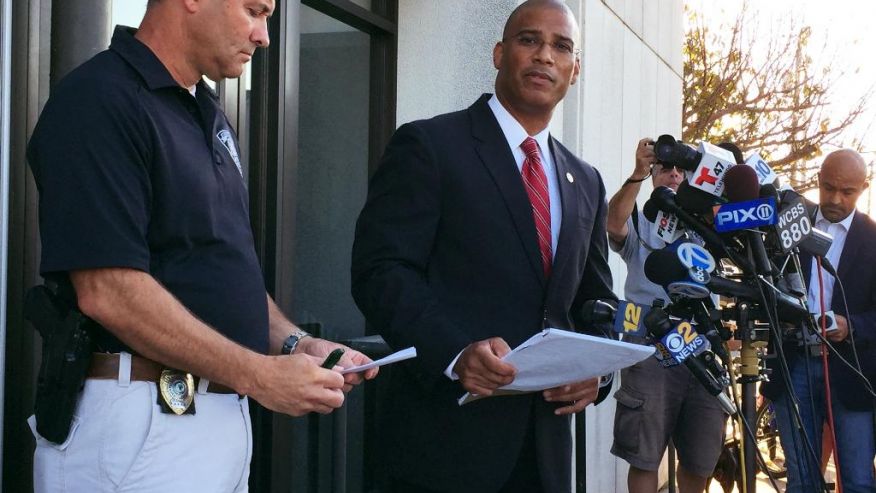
[26,1,376,491]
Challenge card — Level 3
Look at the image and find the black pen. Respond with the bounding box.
[321,348,345,369]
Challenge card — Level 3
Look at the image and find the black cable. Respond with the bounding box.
[800,335,825,488]
[807,328,876,398]
[753,259,830,492]
[786,252,829,490]
[722,349,782,492]
[798,259,876,396]
[828,266,870,391]
[751,245,820,477]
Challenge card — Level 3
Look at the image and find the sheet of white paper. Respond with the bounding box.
[458,328,654,405]
[340,346,417,374]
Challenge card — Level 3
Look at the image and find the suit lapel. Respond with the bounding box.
[549,137,580,288]
[833,212,864,309]
[469,95,545,285]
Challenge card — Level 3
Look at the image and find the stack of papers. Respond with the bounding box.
[459,328,653,405]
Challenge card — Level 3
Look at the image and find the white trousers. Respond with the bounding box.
[30,375,251,493]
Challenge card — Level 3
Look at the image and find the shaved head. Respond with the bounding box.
[822,149,868,181]
[818,149,869,223]
[503,0,579,40]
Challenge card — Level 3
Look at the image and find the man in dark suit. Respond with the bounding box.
[762,149,876,493]
[350,1,615,492]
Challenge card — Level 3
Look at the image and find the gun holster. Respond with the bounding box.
[24,284,95,444]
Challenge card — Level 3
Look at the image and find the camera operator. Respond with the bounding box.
[761,149,876,493]
[606,138,726,493]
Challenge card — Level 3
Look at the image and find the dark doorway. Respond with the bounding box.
[246,1,397,492]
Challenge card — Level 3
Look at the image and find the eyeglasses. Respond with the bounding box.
[504,33,580,58]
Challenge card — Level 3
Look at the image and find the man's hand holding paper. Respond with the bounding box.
[453,337,517,396]
[457,329,654,405]
[543,378,600,415]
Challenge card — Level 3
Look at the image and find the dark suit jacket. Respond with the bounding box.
[351,94,615,492]
[762,209,876,411]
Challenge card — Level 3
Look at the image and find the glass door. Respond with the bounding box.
[246,1,397,491]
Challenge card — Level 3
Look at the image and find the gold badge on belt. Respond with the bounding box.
[158,370,196,415]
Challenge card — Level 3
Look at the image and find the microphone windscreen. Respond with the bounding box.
[643,199,660,222]
[580,299,617,326]
[643,249,687,286]
[650,186,676,205]
[676,180,716,213]
[759,183,778,199]
[723,165,760,202]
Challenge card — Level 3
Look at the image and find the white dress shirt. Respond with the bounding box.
[487,94,562,254]
[807,209,855,314]
[444,96,563,380]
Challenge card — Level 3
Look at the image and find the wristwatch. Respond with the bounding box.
[281,330,312,355]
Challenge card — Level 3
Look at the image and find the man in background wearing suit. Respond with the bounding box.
[762,149,876,493]
[350,1,615,492]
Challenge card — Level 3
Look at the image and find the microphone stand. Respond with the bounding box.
[737,300,759,493]
[742,229,775,492]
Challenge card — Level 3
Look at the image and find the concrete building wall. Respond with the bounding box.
[396,1,683,491]
[577,2,682,490]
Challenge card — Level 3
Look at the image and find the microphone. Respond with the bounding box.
[642,199,660,222]
[654,135,736,197]
[579,299,619,339]
[816,257,838,277]
[759,182,822,296]
[643,194,684,243]
[676,180,721,214]
[642,244,730,363]
[643,247,711,299]
[687,299,732,365]
[722,165,760,202]
[644,246,810,322]
[743,152,779,185]
[579,299,617,326]
[814,310,839,332]
[643,305,737,414]
[713,166,778,233]
[643,248,688,285]
[799,229,833,259]
[773,186,834,256]
[580,298,653,339]
[614,301,651,338]
[648,187,747,269]
[712,198,778,234]
[760,183,779,202]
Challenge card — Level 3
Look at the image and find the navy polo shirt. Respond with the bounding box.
[27,27,269,354]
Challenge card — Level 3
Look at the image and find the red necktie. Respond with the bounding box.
[521,137,552,278]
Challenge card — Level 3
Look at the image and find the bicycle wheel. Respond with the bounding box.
[755,399,788,478]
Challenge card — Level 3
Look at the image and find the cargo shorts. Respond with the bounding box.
[611,355,727,477]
